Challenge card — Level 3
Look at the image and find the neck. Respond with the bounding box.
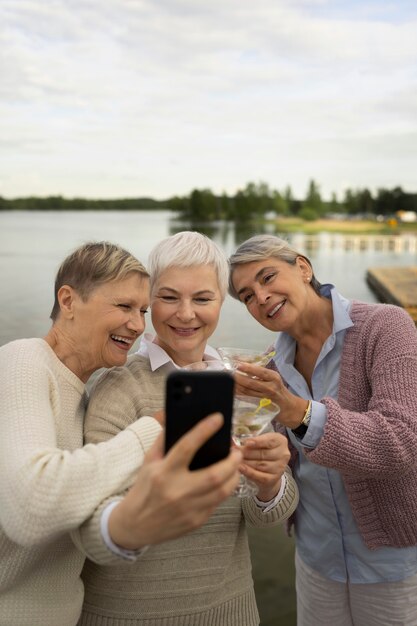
[293,294,333,351]
[44,326,90,382]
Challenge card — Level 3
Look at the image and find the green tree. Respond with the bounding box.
[299,207,318,221]
[271,191,288,216]
[357,189,374,215]
[343,188,360,215]
[188,189,217,221]
[302,179,324,217]
[374,188,396,216]
[329,191,343,214]
[283,186,296,215]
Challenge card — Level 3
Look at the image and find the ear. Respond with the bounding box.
[296,256,312,283]
[57,285,78,320]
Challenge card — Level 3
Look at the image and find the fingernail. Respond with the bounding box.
[208,412,223,424]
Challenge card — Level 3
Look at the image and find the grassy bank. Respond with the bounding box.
[268,217,417,235]
[248,526,296,626]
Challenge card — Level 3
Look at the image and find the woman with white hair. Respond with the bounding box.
[77,231,298,626]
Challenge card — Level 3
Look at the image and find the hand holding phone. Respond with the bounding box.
[165,370,234,470]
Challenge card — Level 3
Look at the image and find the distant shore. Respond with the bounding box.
[2,206,417,236]
[269,217,417,235]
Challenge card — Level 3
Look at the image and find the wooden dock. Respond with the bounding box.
[366,266,417,323]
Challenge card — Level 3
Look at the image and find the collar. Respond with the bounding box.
[275,285,353,365]
[136,333,221,372]
[323,284,354,333]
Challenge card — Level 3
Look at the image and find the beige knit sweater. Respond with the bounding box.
[0,339,161,626]
[78,354,298,626]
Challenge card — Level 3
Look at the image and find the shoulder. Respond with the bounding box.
[89,355,150,392]
[351,301,416,331]
[348,301,417,353]
[88,354,168,404]
[0,337,54,369]
[0,337,46,356]
[0,339,62,403]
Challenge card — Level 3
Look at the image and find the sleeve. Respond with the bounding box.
[290,400,327,448]
[0,343,161,547]
[84,364,162,444]
[71,364,162,564]
[71,495,135,565]
[306,305,417,478]
[242,467,299,528]
[99,501,149,561]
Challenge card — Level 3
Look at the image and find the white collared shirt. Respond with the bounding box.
[136,333,221,371]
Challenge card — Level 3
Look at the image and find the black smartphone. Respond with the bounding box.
[165,370,234,471]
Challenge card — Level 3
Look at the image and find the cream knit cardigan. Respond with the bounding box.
[0,339,161,626]
[77,354,299,626]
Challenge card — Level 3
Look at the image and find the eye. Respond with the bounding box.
[242,293,253,305]
[263,272,276,284]
[141,309,148,315]
[118,303,131,310]
[194,297,211,304]
[159,295,177,302]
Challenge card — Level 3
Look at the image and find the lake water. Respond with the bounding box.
[1,210,416,626]
[2,210,417,350]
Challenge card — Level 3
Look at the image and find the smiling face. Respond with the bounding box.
[231,256,312,333]
[151,265,222,366]
[70,272,150,377]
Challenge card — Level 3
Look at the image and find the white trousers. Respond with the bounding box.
[295,551,417,626]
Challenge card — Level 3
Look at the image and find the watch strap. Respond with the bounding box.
[291,400,312,438]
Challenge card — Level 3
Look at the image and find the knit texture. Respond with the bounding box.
[78,354,298,626]
[289,302,417,550]
[0,339,161,626]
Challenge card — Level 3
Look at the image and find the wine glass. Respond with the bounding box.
[217,347,276,375]
[232,395,280,497]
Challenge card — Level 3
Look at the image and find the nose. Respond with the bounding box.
[126,309,146,335]
[176,300,196,322]
[254,285,271,306]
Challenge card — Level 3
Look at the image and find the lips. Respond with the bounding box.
[170,326,200,336]
[267,300,286,318]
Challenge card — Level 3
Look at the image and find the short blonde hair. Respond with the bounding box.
[228,234,321,299]
[50,241,148,321]
[147,231,229,300]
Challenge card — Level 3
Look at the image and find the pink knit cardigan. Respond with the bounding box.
[286,301,417,550]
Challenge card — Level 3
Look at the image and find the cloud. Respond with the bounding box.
[0,0,416,199]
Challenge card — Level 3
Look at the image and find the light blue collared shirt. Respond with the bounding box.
[274,284,417,583]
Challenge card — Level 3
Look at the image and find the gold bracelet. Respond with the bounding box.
[300,400,312,427]
[292,400,312,436]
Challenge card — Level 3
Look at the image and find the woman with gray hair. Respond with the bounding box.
[77,230,298,626]
[228,234,417,626]
[0,241,243,626]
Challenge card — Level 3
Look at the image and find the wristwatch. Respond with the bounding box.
[291,400,312,438]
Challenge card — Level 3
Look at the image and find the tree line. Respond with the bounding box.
[1,180,416,221]
[0,196,166,211]
[170,181,417,222]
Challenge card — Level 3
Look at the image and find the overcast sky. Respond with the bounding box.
[1,0,416,201]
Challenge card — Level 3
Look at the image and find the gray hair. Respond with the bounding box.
[148,231,228,300]
[50,241,148,321]
[228,234,321,299]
